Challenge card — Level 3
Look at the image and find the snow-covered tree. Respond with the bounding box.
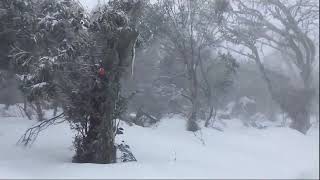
[140,0,232,131]
[14,0,142,164]
[222,0,319,134]
[65,0,140,163]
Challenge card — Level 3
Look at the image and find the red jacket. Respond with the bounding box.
[98,67,106,78]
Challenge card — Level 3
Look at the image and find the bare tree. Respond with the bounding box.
[222,0,319,134]
[153,0,229,131]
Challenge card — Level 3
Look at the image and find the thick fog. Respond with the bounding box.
[0,0,318,178]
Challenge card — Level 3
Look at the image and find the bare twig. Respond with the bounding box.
[17,112,65,147]
[193,130,206,146]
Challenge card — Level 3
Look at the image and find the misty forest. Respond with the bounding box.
[0,0,319,179]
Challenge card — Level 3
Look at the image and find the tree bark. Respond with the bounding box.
[251,45,311,134]
[34,100,44,121]
[187,69,199,131]
[23,98,32,120]
[73,28,139,164]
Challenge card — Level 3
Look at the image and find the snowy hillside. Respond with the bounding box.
[0,114,318,179]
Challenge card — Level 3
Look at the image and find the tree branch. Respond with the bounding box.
[17,112,65,147]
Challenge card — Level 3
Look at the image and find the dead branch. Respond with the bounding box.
[17,112,65,147]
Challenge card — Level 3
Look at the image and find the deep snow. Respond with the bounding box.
[0,112,318,179]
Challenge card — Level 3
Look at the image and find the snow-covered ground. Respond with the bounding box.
[0,112,318,179]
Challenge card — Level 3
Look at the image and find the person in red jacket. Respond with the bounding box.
[97,60,106,79]
[98,66,106,79]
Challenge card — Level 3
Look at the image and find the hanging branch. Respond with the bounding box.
[17,112,65,147]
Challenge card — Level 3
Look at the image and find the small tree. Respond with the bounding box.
[202,52,239,127]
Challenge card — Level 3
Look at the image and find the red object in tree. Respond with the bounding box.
[98,67,106,78]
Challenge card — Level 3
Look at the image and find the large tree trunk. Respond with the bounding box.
[289,111,311,134]
[73,81,118,164]
[251,46,312,134]
[73,28,139,164]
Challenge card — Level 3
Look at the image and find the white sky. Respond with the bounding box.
[78,0,101,11]
[78,0,157,11]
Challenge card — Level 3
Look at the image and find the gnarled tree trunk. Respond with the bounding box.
[73,27,139,164]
